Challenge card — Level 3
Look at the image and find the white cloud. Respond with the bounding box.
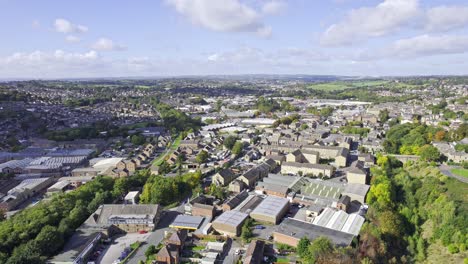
[54,18,88,34]
[91,38,127,51]
[65,35,81,43]
[355,34,468,61]
[321,0,419,46]
[166,0,273,37]
[389,34,468,57]
[206,46,329,68]
[426,6,468,32]
[261,0,286,15]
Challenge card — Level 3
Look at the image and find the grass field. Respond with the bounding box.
[152,134,182,166]
[450,168,468,178]
[307,80,389,91]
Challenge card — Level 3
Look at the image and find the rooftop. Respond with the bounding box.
[213,210,249,227]
[250,196,289,217]
[274,218,354,247]
[170,215,205,230]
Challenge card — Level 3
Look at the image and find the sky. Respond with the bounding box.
[1,0,468,78]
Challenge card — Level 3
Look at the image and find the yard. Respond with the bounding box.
[450,168,468,178]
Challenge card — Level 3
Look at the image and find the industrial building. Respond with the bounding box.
[341,183,370,204]
[84,204,160,233]
[170,215,205,231]
[212,210,249,236]
[249,196,289,224]
[312,207,365,236]
[273,218,354,247]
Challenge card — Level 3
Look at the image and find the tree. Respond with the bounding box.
[434,130,446,141]
[196,150,209,164]
[131,134,146,145]
[419,145,440,162]
[231,141,244,155]
[379,109,390,123]
[145,244,157,259]
[378,210,403,236]
[224,136,237,150]
[297,237,311,258]
[304,236,334,263]
[34,225,64,256]
[241,219,253,243]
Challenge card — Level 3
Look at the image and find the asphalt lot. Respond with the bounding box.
[97,232,151,264]
[126,209,183,264]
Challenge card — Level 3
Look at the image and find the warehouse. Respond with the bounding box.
[170,215,205,231]
[342,183,370,204]
[312,208,365,236]
[212,210,249,236]
[249,196,289,224]
[273,218,354,247]
[281,162,335,178]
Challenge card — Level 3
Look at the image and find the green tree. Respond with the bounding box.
[34,225,64,256]
[145,244,157,259]
[224,136,237,150]
[231,141,244,155]
[196,150,209,164]
[241,219,253,243]
[131,134,146,145]
[419,145,441,162]
[297,237,311,258]
[379,109,390,123]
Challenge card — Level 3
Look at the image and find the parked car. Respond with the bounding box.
[254,225,265,230]
[138,230,148,234]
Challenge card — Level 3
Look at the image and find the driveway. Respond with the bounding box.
[126,210,181,264]
[439,164,468,183]
[98,232,151,264]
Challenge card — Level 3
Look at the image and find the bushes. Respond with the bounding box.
[0,176,116,262]
[362,158,467,262]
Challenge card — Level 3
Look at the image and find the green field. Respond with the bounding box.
[451,168,468,178]
[152,134,182,166]
[307,80,389,91]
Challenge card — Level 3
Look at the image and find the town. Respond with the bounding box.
[0,76,466,264]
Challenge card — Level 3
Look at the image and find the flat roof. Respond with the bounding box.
[170,215,205,230]
[274,218,354,247]
[312,208,365,236]
[343,183,370,197]
[213,210,249,227]
[250,196,289,218]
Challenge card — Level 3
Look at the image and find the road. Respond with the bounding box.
[439,164,468,183]
[126,210,181,264]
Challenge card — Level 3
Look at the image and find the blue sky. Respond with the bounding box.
[1,0,468,78]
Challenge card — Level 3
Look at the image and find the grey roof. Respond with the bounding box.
[170,215,205,229]
[225,191,249,208]
[274,218,354,247]
[0,158,34,170]
[312,208,365,236]
[256,182,289,194]
[282,162,334,170]
[86,204,159,226]
[213,210,249,227]
[250,196,289,218]
[343,183,370,197]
